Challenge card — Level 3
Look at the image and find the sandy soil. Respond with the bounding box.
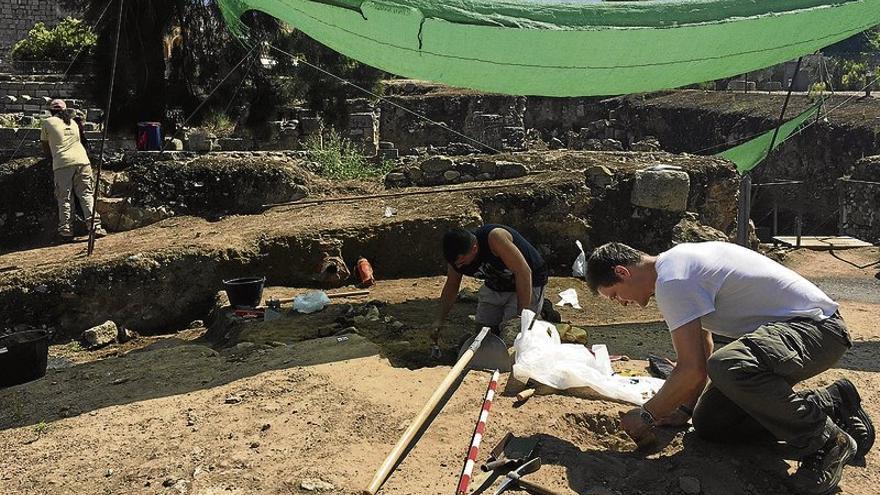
[1,249,879,495]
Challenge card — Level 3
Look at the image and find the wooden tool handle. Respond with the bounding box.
[519,478,566,495]
[270,289,370,305]
[516,388,535,402]
[328,289,371,298]
[364,328,491,494]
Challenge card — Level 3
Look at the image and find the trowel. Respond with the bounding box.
[466,432,540,493]
[482,433,540,472]
[458,329,512,373]
[493,457,564,495]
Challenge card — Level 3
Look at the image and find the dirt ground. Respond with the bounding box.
[1,247,878,495]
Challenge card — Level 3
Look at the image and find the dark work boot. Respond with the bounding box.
[824,378,875,458]
[789,422,857,495]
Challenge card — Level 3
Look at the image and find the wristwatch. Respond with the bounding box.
[639,405,656,426]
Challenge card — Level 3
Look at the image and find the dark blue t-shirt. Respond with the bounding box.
[455,224,548,292]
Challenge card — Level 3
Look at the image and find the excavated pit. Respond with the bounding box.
[0,150,737,342]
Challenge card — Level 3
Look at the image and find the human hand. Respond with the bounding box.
[619,408,657,448]
[654,408,691,427]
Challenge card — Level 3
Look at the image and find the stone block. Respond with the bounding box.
[299,117,323,135]
[727,80,757,92]
[82,320,118,348]
[853,156,880,181]
[348,112,377,128]
[187,130,217,152]
[585,165,614,189]
[378,148,398,160]
[496,161,528,179]
[476,159,497,175]
[456,161,478,176]
[443,170,461,182]
[420,156,455,174]
[631,137,661,152]
[631,166,691,212]
[167,138,184,151]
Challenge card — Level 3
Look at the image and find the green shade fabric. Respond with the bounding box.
[717,103,822,174]
[216,0,880,96]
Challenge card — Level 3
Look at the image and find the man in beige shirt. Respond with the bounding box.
[41,99,106,241]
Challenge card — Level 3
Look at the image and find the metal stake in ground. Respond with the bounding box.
[87,0,125,256]
[455,369,500,495]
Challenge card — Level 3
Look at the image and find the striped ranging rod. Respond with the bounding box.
[455,369,500,495]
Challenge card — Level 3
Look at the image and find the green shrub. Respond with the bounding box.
[0,114,17,128]
[305,130,392,180]
[808,82,827,96]
[198,111,236,138]
[10,17,97,62]
[841,60,869,91]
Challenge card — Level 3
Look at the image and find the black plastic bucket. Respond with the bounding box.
[0,329,50,388]
[222,276,266,308]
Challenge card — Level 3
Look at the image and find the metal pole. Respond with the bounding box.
[736,173,752,246]
[88,0,124,256]
[773,198,778,238]
[735,56,803,248]
[767,57,803,154]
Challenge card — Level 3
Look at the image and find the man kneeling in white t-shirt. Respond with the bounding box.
[585,241,874,495]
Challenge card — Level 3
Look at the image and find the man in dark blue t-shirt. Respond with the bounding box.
[433,224,548,334]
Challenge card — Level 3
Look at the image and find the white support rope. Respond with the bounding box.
[62,0,115,79]
[174,43,260,133]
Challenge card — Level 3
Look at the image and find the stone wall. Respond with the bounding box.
[0,74,91,113]
[379,84,880,237]
[377,88,526,153]
[613,91,880,236]
[384,155,528,188]
[839,156,880,243]
[0,0,74,60]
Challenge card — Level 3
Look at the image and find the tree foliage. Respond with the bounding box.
[66,0,384,134]
[10,17,97,62]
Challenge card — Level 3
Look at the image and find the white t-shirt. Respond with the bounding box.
[654,242,838,338]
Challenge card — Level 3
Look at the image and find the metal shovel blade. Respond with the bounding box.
[458,330,511,372]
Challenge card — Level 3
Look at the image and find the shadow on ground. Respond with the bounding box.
[533,432,794,495]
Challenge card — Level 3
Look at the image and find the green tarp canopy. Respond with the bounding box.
[216,0,880,96]
[717,102,822,174]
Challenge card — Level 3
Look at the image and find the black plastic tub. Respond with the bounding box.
[0,329,50,388]
[222,276,266,308]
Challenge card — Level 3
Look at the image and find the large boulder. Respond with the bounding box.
[631,166,691,212]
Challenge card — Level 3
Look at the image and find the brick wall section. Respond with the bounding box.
[0,0,74,59]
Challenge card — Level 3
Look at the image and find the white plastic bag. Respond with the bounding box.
[293,290,331,314]
[556,288,581,309]
[571,240,586,278]
[513,309,664,405]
